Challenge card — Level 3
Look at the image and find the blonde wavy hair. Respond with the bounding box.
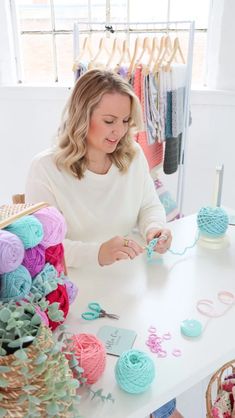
[54,69,143,179]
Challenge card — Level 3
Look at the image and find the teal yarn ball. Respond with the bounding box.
[115,349,155,394]
[0,265,32,302]
[197,206,229,238]
[5,215,44,249]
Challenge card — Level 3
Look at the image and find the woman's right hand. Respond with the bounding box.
[98,236,144,266]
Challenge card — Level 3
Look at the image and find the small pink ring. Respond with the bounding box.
[162,332,172,340]
[172,348,182,357]
[148,326,157,333]
[157,350,167,358]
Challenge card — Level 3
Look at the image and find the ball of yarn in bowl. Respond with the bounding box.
[197,206,229,238]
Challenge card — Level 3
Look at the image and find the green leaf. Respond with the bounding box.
[0,308,11,322]
[69,379,80,389]
[0,377,9,388]
[8,335,34,348]
[18,394,28,404]
[14,349,28,361]
[0,407,7,417]
[23,385,37,392]
[30,314,42,326]
[48,302,60,312]
[40,393,53,402]
[30,396,41,405]
[34,353,48,365]
[0,366,11,373]
[46,401,59,416]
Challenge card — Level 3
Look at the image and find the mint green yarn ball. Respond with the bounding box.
[5,215,44,249]
[197,206,229,238]
[115,349,155,394]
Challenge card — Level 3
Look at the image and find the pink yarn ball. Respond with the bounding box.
[34,207,67,249]
[22,244,45,277]
[67,334,106,384]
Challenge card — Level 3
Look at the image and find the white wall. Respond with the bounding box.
[1,86,235,215]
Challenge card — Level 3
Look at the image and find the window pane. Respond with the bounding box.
[110,0,127,23]
[53,0,89,30]
[21,34,54,84]
[170,0,210,29]
[56,34,74,83]
[129,0,168,23]
[16,0,52,31]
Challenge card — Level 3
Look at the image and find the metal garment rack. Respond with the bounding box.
[73,20,195,217]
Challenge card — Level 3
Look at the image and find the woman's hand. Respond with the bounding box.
[98,236,144,266]
[146,228,172,254]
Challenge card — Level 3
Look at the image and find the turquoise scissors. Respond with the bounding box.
[81,302,119,320]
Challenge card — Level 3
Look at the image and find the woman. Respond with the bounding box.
[25,69,182,418]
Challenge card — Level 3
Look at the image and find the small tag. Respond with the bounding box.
[97,325,137,357]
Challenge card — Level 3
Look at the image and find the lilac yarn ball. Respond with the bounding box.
[22,244,46,278]
[34,207,67,249]
[63,278,78,304]
[0,230,24,274]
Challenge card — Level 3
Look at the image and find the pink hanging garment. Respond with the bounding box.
[133,66,163,170]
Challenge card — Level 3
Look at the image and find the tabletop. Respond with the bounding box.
[66,214,235,418]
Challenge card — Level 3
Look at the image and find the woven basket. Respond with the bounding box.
[206,359,235,417]
[0,201,68,274]
[0,202,48,229]
[0,326,76,417]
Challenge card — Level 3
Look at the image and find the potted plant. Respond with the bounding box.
[0,297,82,418]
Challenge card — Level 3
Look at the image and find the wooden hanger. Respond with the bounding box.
[117,39,131,67]
[106,38,122,68]
[73,36,93,70]
[92,37,109,64]
[135,37,152,66]
[153,35,172,73]
[128,37,142,75]
[144,37,160,74]
[165,37,185,71]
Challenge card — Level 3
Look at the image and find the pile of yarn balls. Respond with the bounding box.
[0,206,78,330]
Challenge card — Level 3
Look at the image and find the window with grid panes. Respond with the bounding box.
[12,0,210,85]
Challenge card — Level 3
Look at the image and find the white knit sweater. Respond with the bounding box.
[25,143,166,268]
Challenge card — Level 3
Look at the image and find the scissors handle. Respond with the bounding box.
[88,302,101,312]
[81,311,100,320]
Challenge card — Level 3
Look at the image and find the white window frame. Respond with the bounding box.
[7,0,209,84]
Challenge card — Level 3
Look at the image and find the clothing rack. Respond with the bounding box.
[73,20,195,217]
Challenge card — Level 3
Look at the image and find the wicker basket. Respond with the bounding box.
[206,359,235,417]
[0,326,75,417]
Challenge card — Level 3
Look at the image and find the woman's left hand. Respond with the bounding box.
[146,228,172,254]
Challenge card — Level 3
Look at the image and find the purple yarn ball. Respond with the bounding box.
[22,244,46,277]
[0,230,24,274]
[63,278,78,304]
[34,207,67,249]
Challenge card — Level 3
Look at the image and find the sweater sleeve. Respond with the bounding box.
[25,171,101,269]
[137,150,166,238]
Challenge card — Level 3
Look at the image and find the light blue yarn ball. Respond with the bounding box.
[5,215,44,249]
[115,349,155,394]
[0,265,32,302]
[197,206,229,238]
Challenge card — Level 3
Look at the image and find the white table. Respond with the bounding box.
[66,214,235,418]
